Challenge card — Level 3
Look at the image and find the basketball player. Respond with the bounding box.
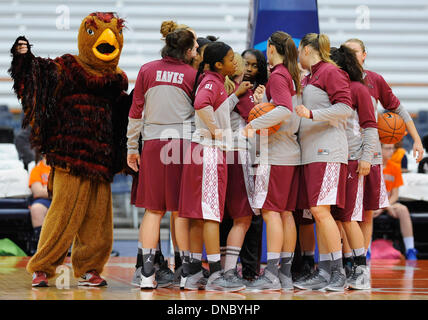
[294,33,353,292]
[127,29,198,289]
[241,31,302,292]
[216,53,255,286]
[344,39,424,257]
[330,45,378,290]
[178,42,246,292]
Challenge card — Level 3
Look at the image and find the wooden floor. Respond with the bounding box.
[1,257,428,300]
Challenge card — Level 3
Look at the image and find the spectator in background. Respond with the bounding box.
[391,140,409,173]
[28,154,51,255]
[373,143,417,260]
[417,134,428,174]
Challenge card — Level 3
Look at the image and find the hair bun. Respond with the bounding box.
[206,35,219,42]
[160,20,177,38]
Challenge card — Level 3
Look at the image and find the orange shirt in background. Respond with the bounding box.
[383,159,404,194]
[390,147,406,169]
[29,161,51,187]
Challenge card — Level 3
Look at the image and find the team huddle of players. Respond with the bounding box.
[126,20,424,293]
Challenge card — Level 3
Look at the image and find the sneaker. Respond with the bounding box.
[140,271,157,289]
[223,269,246,287]
[343,257,354,280]
[32,271,48,287]
[173,265,183,288]
[155,260,174,288]
[324,268,346,292]
[242,268,259,281]
[348,265,371,290]
[278,271,293,291]
[293,268,329,291]
[245,269,281,292]
[184,270,207,290]
[131,267,142,287]
[292,258,314,282]
[180,274,187,289]
[205,271,246,292]
[406,248,418,260]
[202,266,210,279]
[78,270,107,287]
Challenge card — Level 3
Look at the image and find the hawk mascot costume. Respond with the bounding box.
[9,12,131,287]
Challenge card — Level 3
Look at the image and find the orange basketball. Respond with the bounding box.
[377,112,406,144]
[248,102,281,136]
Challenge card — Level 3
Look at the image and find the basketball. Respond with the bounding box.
[377,112,406,144]
[248,102,281,136]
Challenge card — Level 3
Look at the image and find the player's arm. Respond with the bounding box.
[127,69,146,172]
[377,74,423,162]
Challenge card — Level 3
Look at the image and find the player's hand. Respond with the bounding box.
[127,153,140,172]
[385,206,398,218]
[296,105,310,119]
[413,139,424,163]
[253,85,265,104]
[254,85,265,96]
[235,81,252,97]
[213,128,224,141]
[16,40,28,54]
[357,160,371,176]
[241,123,255,138]
[372,209,383,218]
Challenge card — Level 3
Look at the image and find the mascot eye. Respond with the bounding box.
[86,28,94,36]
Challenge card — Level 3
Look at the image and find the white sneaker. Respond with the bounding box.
[140,272,157,289]
[348,265,371,290]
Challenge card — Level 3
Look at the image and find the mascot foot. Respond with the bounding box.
[32,271,48,287]
[78,270,107,287]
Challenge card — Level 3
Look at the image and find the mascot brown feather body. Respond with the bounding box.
[9,12,131,282]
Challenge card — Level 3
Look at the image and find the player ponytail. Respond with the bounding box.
[268,31,301,95]
[330,45,364,83]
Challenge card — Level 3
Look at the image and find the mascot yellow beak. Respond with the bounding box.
[92,28,120,61]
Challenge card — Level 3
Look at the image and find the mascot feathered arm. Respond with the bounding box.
[8,36,62,151]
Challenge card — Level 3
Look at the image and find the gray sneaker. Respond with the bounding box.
[205,271,246,292]
[173,265,183,288]
[245,269,281,292]
[223,269,246,287]
[155,261,174,288]
[279,271,294,291]
[324,268,346,292]
[184,270,207,290]
[348,265,371,290]
[131,267,142,287]
[293,269,329,291]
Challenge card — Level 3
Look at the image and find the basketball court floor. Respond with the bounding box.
[1,257,427,300]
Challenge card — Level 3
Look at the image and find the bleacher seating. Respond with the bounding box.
[0,0,426,139]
